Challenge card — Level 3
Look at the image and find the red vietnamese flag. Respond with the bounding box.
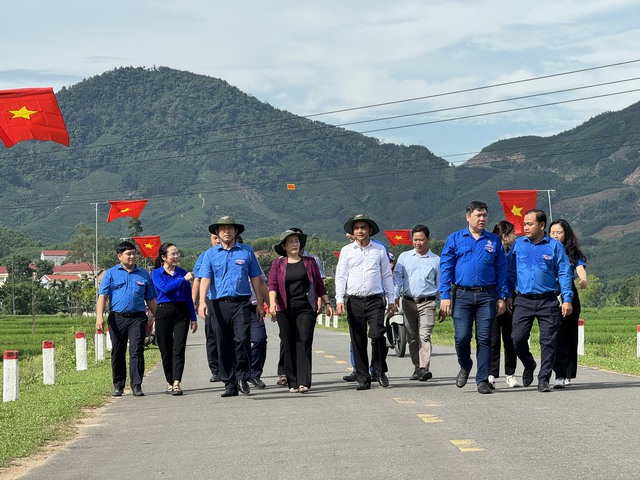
[333,251,340,258]
[0,88,69,148]
[133,236,161,259]
[106,199,148,223]
[497,190,538,235]
[287,183,296,190]
[384,229,412,246]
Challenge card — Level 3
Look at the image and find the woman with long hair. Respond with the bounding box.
[152,243,197,396]
[549,219,587,388]
[489,220,521,388]
[268,230,332,394]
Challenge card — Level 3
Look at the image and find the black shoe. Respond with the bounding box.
[538,379,551,392]
[210,373,221,382]
[342,371,358,382]
[112,387,123,397]
[378,372,389,387]
[370,372,379,382]
[477,382,493,394]
[248,377,266,389]
[409,367,420,380]
[237,380,250,395]
[131,386,145,397]
[356,380,371,390]
[221,385,238,397]
[418,368,433,382]
[456,369,470,388]
[522,366,536,387]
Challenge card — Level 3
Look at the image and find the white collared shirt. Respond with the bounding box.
[335,240,394,304]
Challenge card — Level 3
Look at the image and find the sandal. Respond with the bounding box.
[172,384,183,396]
[289,387,299,393]
[299,386,309,394]
[277,375,287,386]
[165,384,173,394]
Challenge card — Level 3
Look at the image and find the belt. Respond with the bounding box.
[114,311,146,318]
[403,295,436,303]
[349,294,384,301]
[516,291,557,300]
[454,285,495,292]
[215,295,251,303]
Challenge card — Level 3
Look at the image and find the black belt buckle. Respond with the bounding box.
[404,295,436,303]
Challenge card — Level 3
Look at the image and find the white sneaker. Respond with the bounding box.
[565,378,571,386]
[505,374,521,388]
[553,378,565,389]
[488,375,495,387]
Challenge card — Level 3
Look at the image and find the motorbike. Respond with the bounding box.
[386,298,407,357]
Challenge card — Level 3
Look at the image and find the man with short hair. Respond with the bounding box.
[507,209,573,392]
[198,216,265,397]
[96,241,157,397]
[335,214,397,390]
[193,232,221,382]
[394,224,440,381]
[439,201,508,394]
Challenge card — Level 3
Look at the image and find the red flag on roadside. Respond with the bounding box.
[0,88,69,148]
[497,190,538,235]
[384,229,412,246]
[133,236,161,259]
[106,199,148,223]
[287,183,296,190]
[333,251,340,258]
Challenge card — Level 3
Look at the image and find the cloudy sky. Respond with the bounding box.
[2,0,640,162]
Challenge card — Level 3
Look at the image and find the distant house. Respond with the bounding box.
[52,262,101,279]
[40,274,82,288]
[40,250,70,266]
[0,266,7,287]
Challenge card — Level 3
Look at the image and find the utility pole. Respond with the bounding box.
[31,270,37,334]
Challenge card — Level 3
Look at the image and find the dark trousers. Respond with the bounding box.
[346,296,387,383]
[204,298,219,375]
[155,302,190,384]
[490,310,518,377]
[451,289,495,384]
[108,312,147,389]
[249,305,268,379]
[511,295,561,381]
[554,284,580,379]
[276,304,316,388]
[277,342,286,376]
[210,297,252,386]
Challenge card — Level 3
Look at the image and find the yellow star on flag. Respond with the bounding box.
[510,205,523,217]
[144,243,154,249]
[394,235,404,240]
[9,106,38,120]
[120,207,131,213]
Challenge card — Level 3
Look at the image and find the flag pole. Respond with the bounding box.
[538,190,556,223]
[90,202,104,305]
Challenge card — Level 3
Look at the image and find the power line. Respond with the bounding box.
[3,58,640,164]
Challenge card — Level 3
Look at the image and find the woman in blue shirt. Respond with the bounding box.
[549,219,587,389]
[152,243,197,396]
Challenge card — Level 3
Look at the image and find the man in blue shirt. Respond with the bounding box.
[197,216,265,398]
[192,232,221,383]
[394,224,440,382]
[439,201,508,394]
[96,241,157,397]
[507,209,573,392]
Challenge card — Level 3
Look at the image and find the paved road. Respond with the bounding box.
[18,320,640,480]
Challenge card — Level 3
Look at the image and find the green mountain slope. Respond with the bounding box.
[0,66,639,281]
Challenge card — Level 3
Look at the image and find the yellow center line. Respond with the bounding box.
[393,397,416,404]
[417,414,443,423]
[324,355,336,359]
[449,439,485,452]
[314,350,325,353]
[335,360,347,364]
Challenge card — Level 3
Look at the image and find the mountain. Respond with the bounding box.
[0,66,639,282]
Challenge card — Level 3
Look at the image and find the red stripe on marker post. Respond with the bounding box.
[3,350,18,360]
[75,331,86,339]
[42,341,55,349]
[577,318,585,356]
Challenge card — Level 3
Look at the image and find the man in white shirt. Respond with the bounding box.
[336,214,397,390]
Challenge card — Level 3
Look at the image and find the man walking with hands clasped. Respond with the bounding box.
[335,214,397,390]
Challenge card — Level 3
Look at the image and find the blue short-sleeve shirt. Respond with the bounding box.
[99,264,156,313]
[198,242,262,299]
